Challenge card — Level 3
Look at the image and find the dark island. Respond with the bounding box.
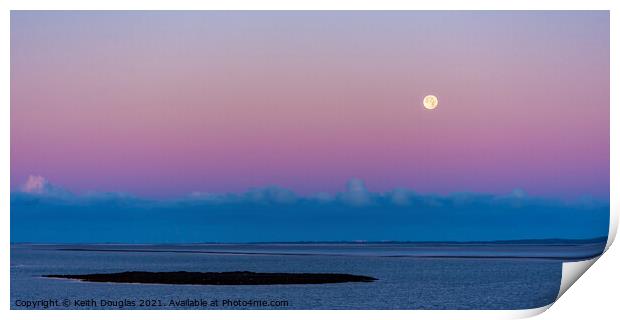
[44,271,377,285]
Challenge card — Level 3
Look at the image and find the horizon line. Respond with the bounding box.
[11,236,609,246]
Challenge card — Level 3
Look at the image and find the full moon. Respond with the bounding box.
[423,95,439,110]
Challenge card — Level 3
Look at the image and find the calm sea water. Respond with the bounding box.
[10,242,604,310]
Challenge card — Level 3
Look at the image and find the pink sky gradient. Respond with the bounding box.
[11,11,609,199]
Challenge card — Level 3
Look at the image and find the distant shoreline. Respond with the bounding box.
[11,238,607,262]
[10,236,608,246]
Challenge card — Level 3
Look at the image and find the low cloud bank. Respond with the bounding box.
[11,176,609,243]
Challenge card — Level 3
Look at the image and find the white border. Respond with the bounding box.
[1,1,616,319]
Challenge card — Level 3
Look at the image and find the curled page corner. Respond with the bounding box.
[514,304,553,319]
[555,209,614,302]
[557,257,600,300]
[555,214,620,302]
[554,215,620,304]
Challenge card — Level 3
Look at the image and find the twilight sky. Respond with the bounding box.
[11,11,609,200]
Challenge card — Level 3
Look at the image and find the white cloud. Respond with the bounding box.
[188,191,234,203]
[510,188,527,199]
[245,186,297,204]
[340,178,372,206]
[312,192,334,203]
[21,175,54,194]
[17,175,72,199]
[389,188,415,206]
